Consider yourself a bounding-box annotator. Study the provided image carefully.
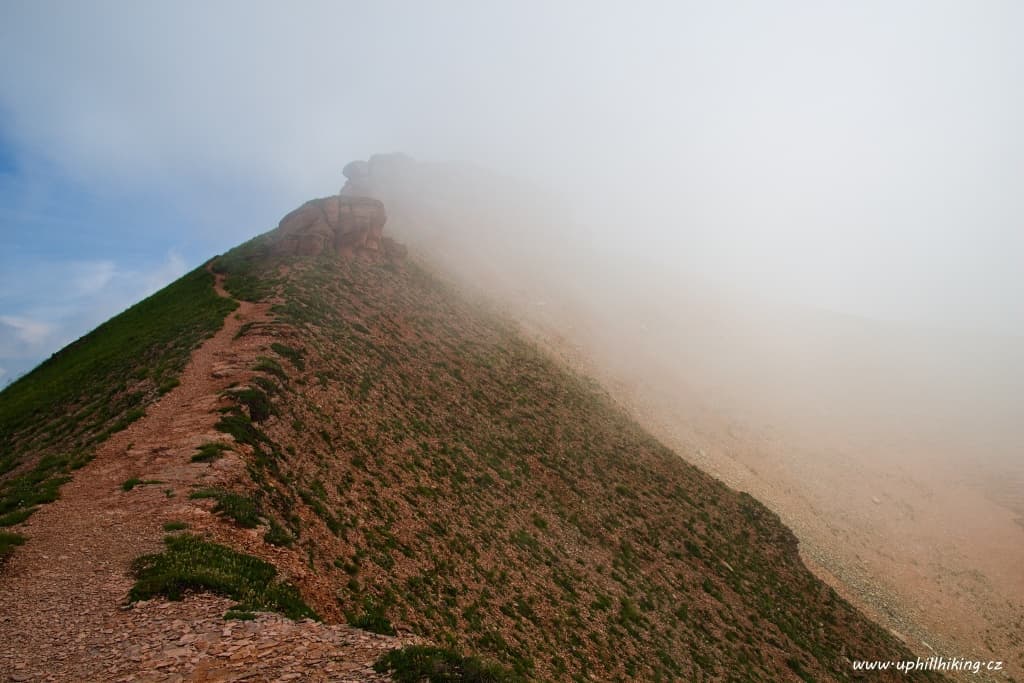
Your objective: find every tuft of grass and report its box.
[347,608,396,635]
[215,411,267,447]
[263,518,293,547]
[0,531,26,562]
[226,387,274,423]
[191,441,231,463]
[374,645,522,683]
[128,533,317,620]
[270,343,305,371]
[253,357,288,382]
[163,521,188,532]
[157,377,181,395]
[0,509,34,527]
[122,478,162,492]
[188,488,261,528]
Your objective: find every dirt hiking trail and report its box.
[0,267,408,682]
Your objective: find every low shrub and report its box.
[188,488,261,528]
[270,343,305,371]
[191,441,231,463]
[373,645,522,683]
[128,533,317,620]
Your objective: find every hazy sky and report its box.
[1,1,1022,382]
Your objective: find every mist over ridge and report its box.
[0,2,1021,676]
[2,2,1023,384]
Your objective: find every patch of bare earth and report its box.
[0,269,410,682]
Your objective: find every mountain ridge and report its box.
[0,176,940,681]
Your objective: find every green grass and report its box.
[374,646,522,683]
[163,521,188,532]
[263,518,293,547]
[0,509,33,527]
[253,357,287,382]
[211,235,278,302]
[226,387,274,422]
[191,441,231,463]
[0,452,89,527]
[214,411,267,447]
[0,265,238,548]
[270,343,305,371]
[188,488,261,528]
[0,266,237,453]
[346,598,396,635]
[128,533,317,620]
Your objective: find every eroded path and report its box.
[0,267,405,682]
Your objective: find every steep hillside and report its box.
[0,186,942,682]
[198,226,936,681]
[346,155,1024,678]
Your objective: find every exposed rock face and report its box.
[272,195,398,259]
[271,156,417,260]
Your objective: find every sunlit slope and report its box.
[0,266,237,533]
[205,241,935,682]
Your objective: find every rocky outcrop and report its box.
[271,194,403,260]
[271,156,416,260]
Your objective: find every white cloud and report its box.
[70,260,116,297]
[0,315,55,347]
[0,251,195,379]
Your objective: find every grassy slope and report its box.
[0,265,238,535]
[207,247,938,683]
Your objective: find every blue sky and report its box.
[1,1,1022,385]
[0,114,290,384]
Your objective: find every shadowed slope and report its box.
[205,240,939,682]
[0,201,946,681]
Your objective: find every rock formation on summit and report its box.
[271,160,408,260]
[272,195,387,257]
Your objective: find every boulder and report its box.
[271,196,393,258]
[272,157,414,261]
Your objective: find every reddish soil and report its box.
[0,268,411,682]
